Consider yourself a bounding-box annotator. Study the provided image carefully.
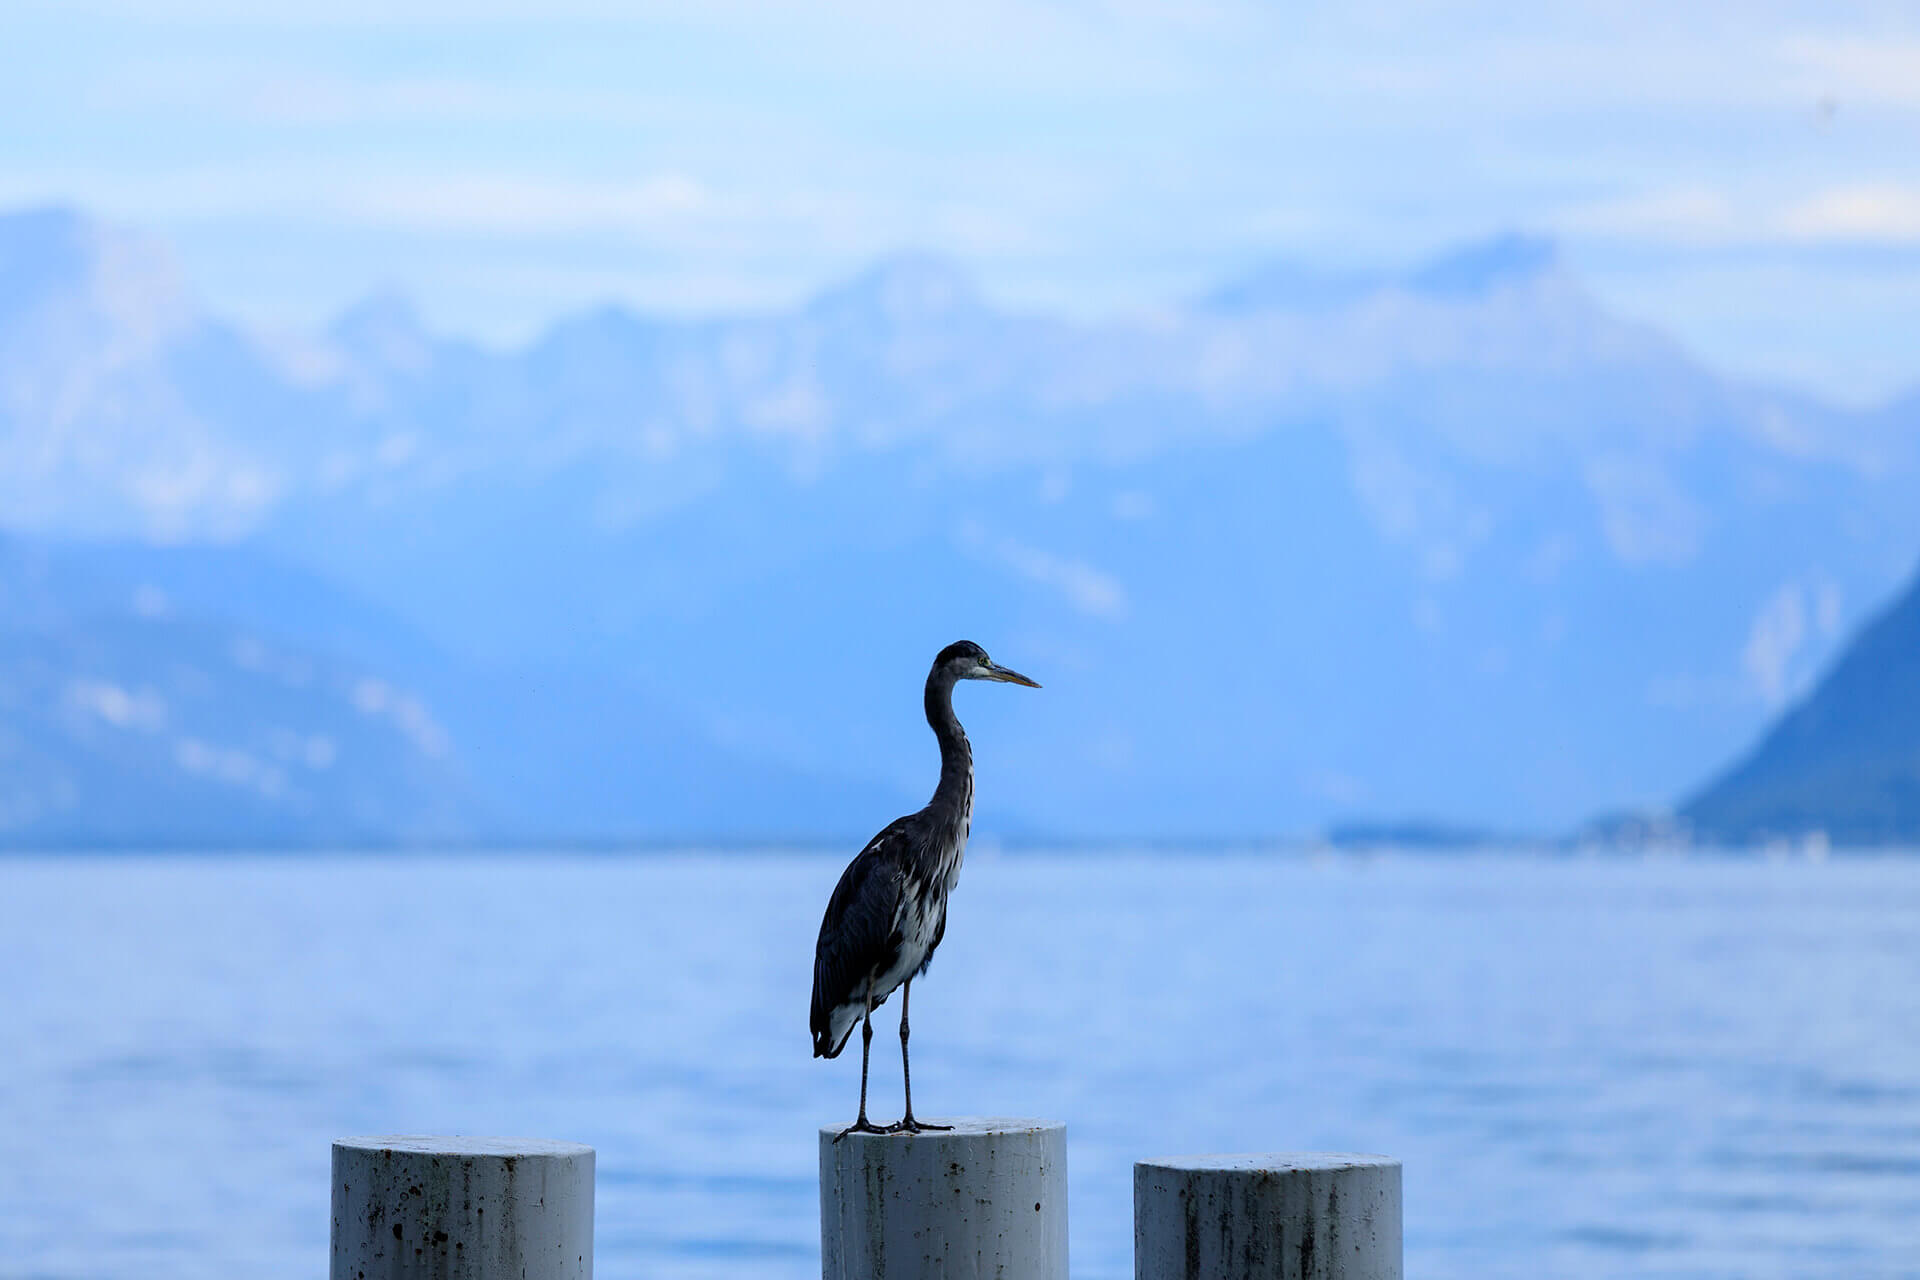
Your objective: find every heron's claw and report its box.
[833,1118,890,1143]
[884,1116,953,1134]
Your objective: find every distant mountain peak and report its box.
[330,290,435,372]
[332,289,422,339]
[0,211,86,315]
[1201,260,1383,313]
[0,203,89,256]
[1202,232,1562,314]
[808,251,981,322]
[1404,231,1560,298]
[0,203,191,339]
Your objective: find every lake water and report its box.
[2,851,1917,1278]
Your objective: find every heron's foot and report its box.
[833,1118,890,1143]
[884,1116,953,1134]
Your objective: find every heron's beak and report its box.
[985,663,1041,688]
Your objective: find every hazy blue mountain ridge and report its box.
[0,534,914,846]
[3,204,1918,841]
[0,535,477,844]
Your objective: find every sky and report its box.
[6,0,1920,406]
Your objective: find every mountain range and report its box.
[1682,560,1920,846]
[3,204,1917,846]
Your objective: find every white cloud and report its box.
[337,174,712,236]
[0,167,713,236]
[1559,187,1739,243]
[1778,185,1920,243]
[978,533,1129,620]
[1566,180,1920,249]
[1561,183,1920,248]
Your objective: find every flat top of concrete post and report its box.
[818,1116,1063,1141]
[335,1135,594,1158]
[1138,1153,1398,1173]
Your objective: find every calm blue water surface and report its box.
[2,852,1917,1279]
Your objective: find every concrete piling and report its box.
[819,1116,1068,1280]
[1134,1152,1401,1280]
[331,1135,594,1279]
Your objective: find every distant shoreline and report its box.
[1,840,1911,859]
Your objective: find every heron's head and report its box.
[934,640,1041,688]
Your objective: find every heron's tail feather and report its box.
[812,1002,861,1059]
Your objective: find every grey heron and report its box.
[810,640,1040,1138]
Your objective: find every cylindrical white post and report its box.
[819,1116,1067,1280]
[1134,1153,1400,1280]
[331,1135,594,1279]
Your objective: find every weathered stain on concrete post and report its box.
[331,1135,594,1279]
[1134,1153,1400,1280]
[819,1116,1067,1280]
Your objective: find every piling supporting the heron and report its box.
[1134,1152,1401,1280]
[330,1135,594,1279]
[818,1116,1067,1280]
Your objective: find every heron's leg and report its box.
[834,992,887,1142]
[890,978,951,1134]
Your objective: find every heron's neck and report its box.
[924,673,972,815]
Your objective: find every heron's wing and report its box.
[810,820,912,1046]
